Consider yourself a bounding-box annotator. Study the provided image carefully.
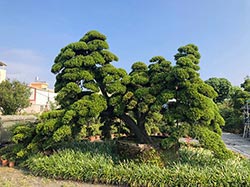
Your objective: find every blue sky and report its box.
[0,0,249,88]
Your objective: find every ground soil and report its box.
[0,167,114,187]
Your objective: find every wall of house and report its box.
[24,87,57,114]
[30,81,48,90]
[0,69,6,83]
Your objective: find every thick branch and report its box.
[120,114,152,144]
[99,82,108,98]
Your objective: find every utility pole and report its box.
[243,100,250,138]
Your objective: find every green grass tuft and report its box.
[21,141,250,186]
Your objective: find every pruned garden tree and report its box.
[50,31,174,143]
[167,44,224,133]
[116,57,173,143]
[162,44,232,158]
[10,31,231,159]
[33,30,175,144]
[0,79,31,115]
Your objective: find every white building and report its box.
[0,61,7,83]
[24,81,57,114]
[0,61,57,114]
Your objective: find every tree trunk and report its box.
[120,114,152,144]
[101,119,112,139]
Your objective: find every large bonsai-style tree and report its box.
[51,30,173,143]
[10,31,229,158]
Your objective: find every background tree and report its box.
[205,77,232,103]
[224,86,250,133]
[0,79,31,115]
[241,76,250,92]
[204,76,250,134]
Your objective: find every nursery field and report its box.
[18,141,250,186]
[1,30,249,186]
[0,140,249,186]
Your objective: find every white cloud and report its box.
[0,48,55,88]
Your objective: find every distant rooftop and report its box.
[0,61,7,66]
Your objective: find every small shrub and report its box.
[192,126,234,159]
[161,136,179,150]
[138,147,165,167]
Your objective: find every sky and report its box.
[0,0,250,88]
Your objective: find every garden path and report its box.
[222,132,250,159]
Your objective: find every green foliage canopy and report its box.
[0,79,31,115]
[51,30,175,143]
[11,31,227,156]
[205,77,232,103]
[166,44,224,134]
[241,76,250,92]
